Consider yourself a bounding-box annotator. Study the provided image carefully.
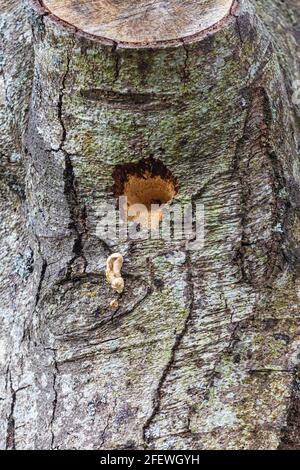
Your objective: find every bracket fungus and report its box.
[106,253,125,294]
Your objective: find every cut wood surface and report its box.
[41,0,234,43]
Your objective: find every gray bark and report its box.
[1,0,300,450]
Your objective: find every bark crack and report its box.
[99,399,117,449]
[63,152,88,277]
[113,44,121,84]
[142,251,194,445]
[54,55,71,152]
[278,366,300,449]
[5,372,16,450]
[50,350,59,450]
[52,47,88,277]
[232,87,286,287]
[5,371,31,450]
[35,258,48,307]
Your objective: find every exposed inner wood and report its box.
[41,0,234,43]
[124,173,177,209]
[124,173,177,227]
[113,158,178,227]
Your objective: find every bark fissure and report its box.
[99,399,117,449]
[63,152,87,264]
[113,44,121,84]
[5,372,16,450]
[233,86,286,287]
[50,350,59,450]
[143,251,194,445]
[278,366,300,449]
[54,50,89,277]
[52,51,72,151]
[35,258,48,306]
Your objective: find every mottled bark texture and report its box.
[1,0,300,450]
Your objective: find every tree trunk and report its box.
[1,0,300,450]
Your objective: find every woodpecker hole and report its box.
[112,158,178,227]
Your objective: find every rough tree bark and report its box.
[1,0,300,450]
